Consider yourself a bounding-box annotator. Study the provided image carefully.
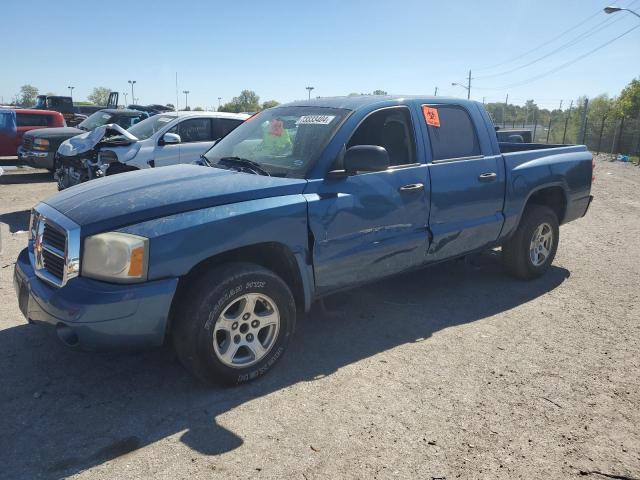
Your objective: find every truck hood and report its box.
[57,124,138,157]
[25,127,84,140]
[43,164,307,235]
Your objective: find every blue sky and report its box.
[2,0,639,110]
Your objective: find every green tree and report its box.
[193,106,204,111]
[87,87,112,106]
[616,78,640,118]
[261,100,280,109]
[219,90,261,113]
[19,84,39,106]
[372,90,388,95]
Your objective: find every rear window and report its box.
[424,105,481,161]
[16,113,51,127]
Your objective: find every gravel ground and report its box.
[0,156,638,480]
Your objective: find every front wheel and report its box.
[502,205,559,279]
[172,262,296,385]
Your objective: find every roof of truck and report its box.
[283,95,476,110]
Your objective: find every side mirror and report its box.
[343,145,389,174]
[160,132,181,145]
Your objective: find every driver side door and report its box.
[305,106,431,295]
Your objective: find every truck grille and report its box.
[43,223,66,252]
[40,223,67,282]
[22,136,33,150]
[30,205,80,288]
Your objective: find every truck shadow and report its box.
[0,209,30,233]
[0,252,569,478]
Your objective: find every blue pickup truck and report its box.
[14,96,593,385]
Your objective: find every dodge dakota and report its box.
[13,96,594,385]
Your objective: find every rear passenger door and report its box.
[422,104,505,261]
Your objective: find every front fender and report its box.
[118,194,310,282]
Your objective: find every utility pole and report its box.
[183,90,190,110]
[305,86,314,100]
[128,80,136,105]
[434,86,438,96]
[562,100,573,144]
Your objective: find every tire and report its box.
[502,205,559,280]
[172,262,296,386]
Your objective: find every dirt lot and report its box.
[0,156,638,480]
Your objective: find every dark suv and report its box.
[18,109,148,171]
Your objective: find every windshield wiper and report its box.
[218,156,271,176]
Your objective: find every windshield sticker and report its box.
[101,114,111,120]
[296,115,336,125]
[157,117,172,123]
[422,106,440,127]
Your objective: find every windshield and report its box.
[77,111,114,131]
[204,106,350,177]
[126,114,177,140]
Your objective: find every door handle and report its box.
[399,183,424,192]
[478,172,497,182]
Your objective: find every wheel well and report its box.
[169,243,306,333]
[525,186,566,224]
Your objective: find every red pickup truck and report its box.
[0,109,65,156]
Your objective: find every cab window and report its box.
[424,105,481,161]
[171,118,212,143]
[347,107,416,167]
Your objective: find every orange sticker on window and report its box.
[422,106,440,127]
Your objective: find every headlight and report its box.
[33,138,50,151]
[82,232,149,283]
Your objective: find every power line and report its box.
[475,24,640,90]
[473,10,631,80]
[474,0,637,72]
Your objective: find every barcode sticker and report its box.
[296,115,336,125]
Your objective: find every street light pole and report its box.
[123,92,128,105]
[434,86,438,96]
[183,90,190,110]
[128,80,136,105]
[67,86,74,98]
[218,97,222,110]
[604,5,640,18]
[451,70,472,99]
[306,86,314,100]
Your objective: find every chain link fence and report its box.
[488,99,640,163]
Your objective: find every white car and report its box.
[55,111,249,189]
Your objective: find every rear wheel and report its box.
[172,262,296,385]
[502,205,559,279]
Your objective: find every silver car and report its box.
[55,111,249,189]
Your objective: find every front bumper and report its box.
[13,248,179,350]
[17,146,55,169]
